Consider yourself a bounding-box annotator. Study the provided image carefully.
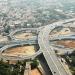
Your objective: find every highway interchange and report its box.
[0,18,75,75]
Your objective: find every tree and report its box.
[0,61,11,75]
[71,56,75,66]
[31,59,39,69]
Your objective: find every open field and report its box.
[2,45,36,56]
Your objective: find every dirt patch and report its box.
[2,45,36,56]
[30,69,41,75]
[57,40,75,48]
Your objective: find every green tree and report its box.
[71,56,75,66]
[31,59,39,69]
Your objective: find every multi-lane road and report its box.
[38,24,70,75]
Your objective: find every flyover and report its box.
[9,28,38,40]
[0,28,38,46]
[0,36,38,47]
[0,44,42,60]
[0,18,75,75]
[0,28,41,60]
[50,35,75,41]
